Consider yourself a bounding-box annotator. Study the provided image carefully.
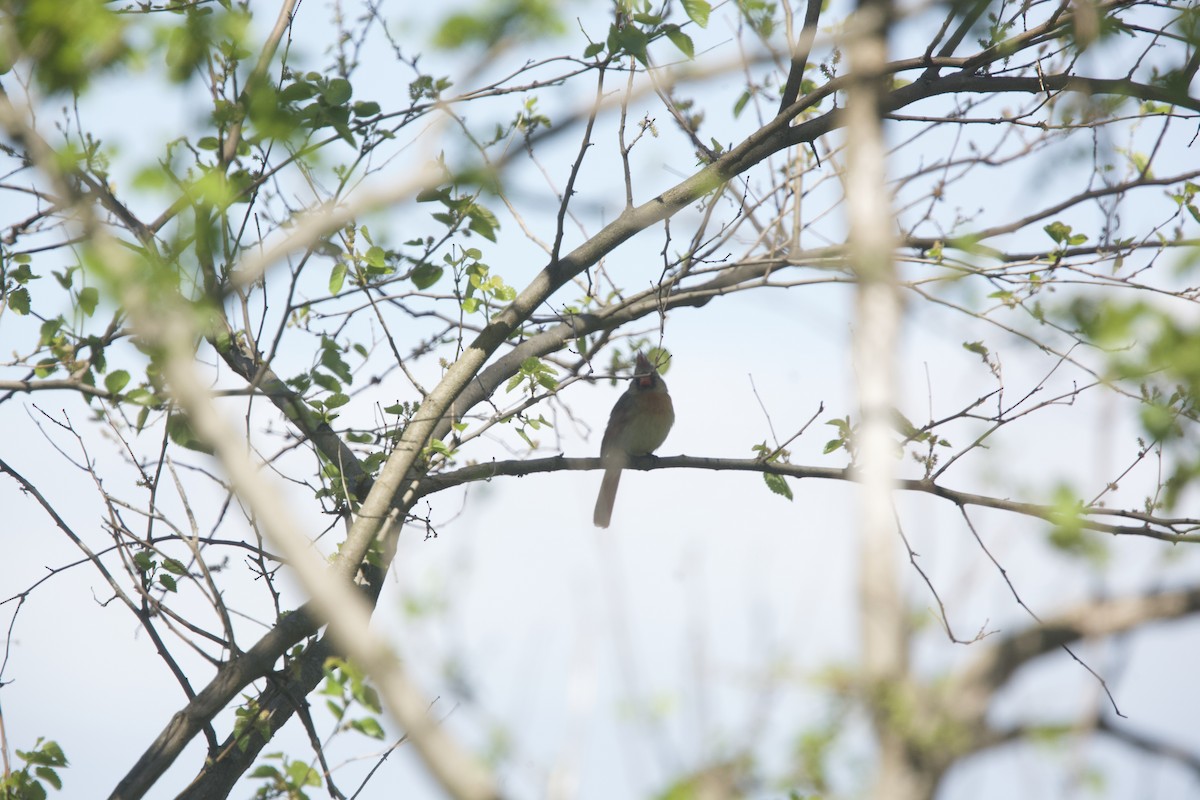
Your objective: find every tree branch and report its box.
[414,454,1200,543]
[777,0,823,113]
[952,585,1200,726]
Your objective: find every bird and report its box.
[593,352,675,528]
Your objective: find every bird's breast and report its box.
[621,392,674,455]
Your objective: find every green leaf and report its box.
[410,262,444,290]
[312,372,342,393]
[162,557,188,575]
[286,761,321,787]
[1140,401,1177,440]
[35,765,63,790]
[962,341,989,359]
[1043,220,1073,244]
[352,100,381,117]
[104,369,131,395]
[892,410,921,439]
[9,262,34,283]
[1047,484,1107,564]
[611,24,649,63]
[583,41,605,58]
[425,438,455,457]
[515,425,535,448]
[9,286,30,315]
[325,392,350,409]
[763,471,793,500]
[682,0,711,27]
[18,0,131,93]
[664,26,694,59]
[434,13,487,48]
[39,318,63,344]
[323,78,352,105]
[319,339,353,383]
[159,573,178,592]
[125,387,155,406]
[351,716,386,739]
[733,89,751,118]
[167,412,214,454]
[281,80,317,102]
[78,286,99,317]
[329,262,347,294]
[466,204,499,241]
[53,268,75,289]
[27,740,67,768]
[332,121,356,147]
[365,246,387,268]
[133,551,155,573]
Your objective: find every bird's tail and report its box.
[593,467,623,528]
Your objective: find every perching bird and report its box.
[593,352,675,528]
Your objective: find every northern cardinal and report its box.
[593,352,675,528]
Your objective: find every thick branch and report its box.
[173,636,336,800]
[950,586,1200,741]
[110,608,321,799]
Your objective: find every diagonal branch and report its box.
[777,0,823,113]
[1096,715,1200,776]
[950,586,1200,733]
